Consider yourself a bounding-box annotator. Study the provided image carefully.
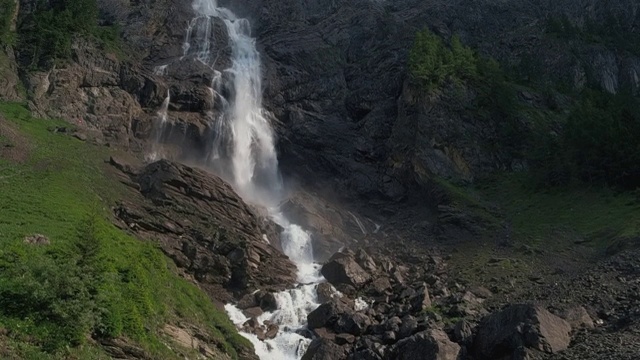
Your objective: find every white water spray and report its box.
[184,1,325,359]
[148,88,171,161]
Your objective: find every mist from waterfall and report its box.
[183,1,323,358]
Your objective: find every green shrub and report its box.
[0,0,16,45]
[17,0,122,68]
[408,29,477,90]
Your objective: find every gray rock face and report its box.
[473,304,572,359]
[112,159,297,300]
[8,0,640,200]
[390,329,461,360]
[0,46,22,101]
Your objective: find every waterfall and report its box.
[148,88,171,161]
[182,1,324,358]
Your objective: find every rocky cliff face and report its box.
[218,0,640,198]
[111,158,297,301]
[4,0,638,201]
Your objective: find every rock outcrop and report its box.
[390,329,461,360]
[112,159,297,301]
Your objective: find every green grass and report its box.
[478,173,640,248]
[0,103,251,359]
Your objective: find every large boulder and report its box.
[473,304,572,359]
[390,329,461,360]
[321,252,372,289]
[302,338,347,360]
[307,300,352,330]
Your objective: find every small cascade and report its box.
[148,89,171,161]
[349,211,368,235]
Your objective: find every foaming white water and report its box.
[279,220,324,284]
[184,1,325,359]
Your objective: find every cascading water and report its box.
[185,0,281,205]
[148,87,171,161]
[182,1,324,358]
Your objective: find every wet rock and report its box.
[242,307,263,319]
[265,323,279,339]
[390,329,460,360]
[236,293,259,309]
[321,252,371,289]
[317,282,336,304]
[382,331,396,344]
[385,316,402,333]
[351,337,387,360]
[256,291,278,312]
[302,338,347,360]
[473,304,572,359]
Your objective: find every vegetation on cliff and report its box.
[409,27,640,190]
[0,0,16,45]
[408,29,477,90]
[16,0,121,68]
[0,103,251,359]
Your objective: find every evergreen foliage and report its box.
[0,0,16,45]
[17,0,121,68]
[564,89,640,188]
[409,29,477,90]
[529,89,640,189]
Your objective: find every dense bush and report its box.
[0,218,160,350]
[564,90,640,188]
[0,0,16,45]
[409,29,477,90]
[529,89,640,188]
[17,0,121,68]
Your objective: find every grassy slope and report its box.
[479,174,640,247]
[0,103,251,359]
[443,172,640,286]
